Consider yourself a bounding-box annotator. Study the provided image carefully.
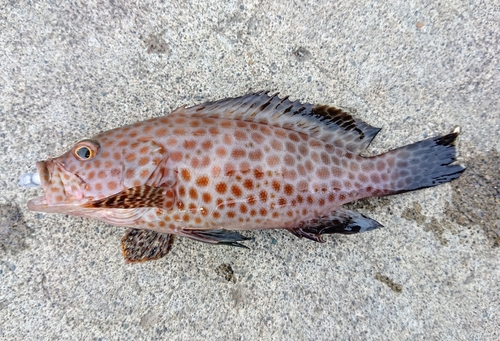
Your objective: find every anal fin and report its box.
[179,229,251,248]
[121,228,174,263]
[288,208,383,242]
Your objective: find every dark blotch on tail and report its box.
[386,128,465,195]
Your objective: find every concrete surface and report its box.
[1,0,499,340]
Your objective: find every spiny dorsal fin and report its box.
[177,91,381,154]
[121,228,174,263]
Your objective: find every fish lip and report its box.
[27,161,49,212]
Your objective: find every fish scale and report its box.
[22,92,465,262]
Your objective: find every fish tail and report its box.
[379,127,465,195]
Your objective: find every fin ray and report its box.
[288,208,383,242]
[121,228,174,263]
[178,91,381,154]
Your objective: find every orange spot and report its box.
[251,132,264,144]
[259,208,268,216]
[184,140,197,149]
[101,151,110,158]
[194,217,202,224]
[249,150,263,161]
[240,204,248,214]
[140,169,149,178]
[190,120,200,128]
[97,171,106,179]
[307,196,314,205]
[139,157,150,166]
[156,128,167,136]
[118,140,128,147]
[231,149,246,159]
[272,180,281,192]
[201,140,212,150]
[318,198,325,206]
[289,133,300,142]
[213,211,220,219]
[278,198,287,206]
[211,166,221,177]
[266,155,280,167]
[243,179,254,190]
[259,190,268,202]
[87,171,95,180]
[202,192,212,203]
[183,214,190,222]
[113,152,121,161]
[370,174,381,184]
[221,121,232,128]
[316,167,330,179]
[189,188,198,200]
[181,169,191,181]
[250,209,257,217]
[167,138,177,146]
[104,161,112,168]
[196,176,209,187]
[231,185,242,197]
[254,169,264,180]
[171,152,183,161]
[144,126,153,133]
[339,193,346,201]
[272,212,279,218]
[287,210,293,217]
[247,195,256,205]
[215,182,227,194]
[193,128,207,136]
[216,147,227,158]
[111,168,120,177]
[108,181,117,190]
[284,184,294,196]
[95,183,102,191]
[208,127,219,135]
[158,221,166,228]
[126,153,136,162]
[234,130,247,141]
[227,211,236,218]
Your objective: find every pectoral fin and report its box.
[84,185,175,209]
[288,208,383,242]
[121,228,174,263]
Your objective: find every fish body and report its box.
[23,92,465,262]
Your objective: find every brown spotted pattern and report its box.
[29,93,463,236]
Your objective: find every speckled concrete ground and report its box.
[1,1,499,340]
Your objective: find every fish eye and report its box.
[73,140,100,161]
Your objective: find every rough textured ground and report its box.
[1,1,499,340]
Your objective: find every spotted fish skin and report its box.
[26,92,465,260]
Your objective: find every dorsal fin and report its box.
[176,91,381,154]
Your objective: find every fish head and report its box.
[23,126,170,224]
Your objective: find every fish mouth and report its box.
[26,160,88,214]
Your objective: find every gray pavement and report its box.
[1,0,499,340]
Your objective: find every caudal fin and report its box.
[383,127,465,195]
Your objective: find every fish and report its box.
[20,92,465,262]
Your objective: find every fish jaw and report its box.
[27,160,89,214]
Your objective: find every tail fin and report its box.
[382,127,465,195]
